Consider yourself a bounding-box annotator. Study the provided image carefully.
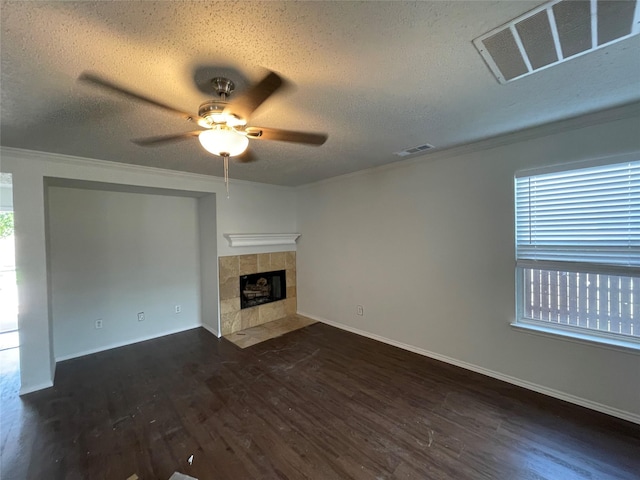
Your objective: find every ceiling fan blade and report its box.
[223,71,284,121]
[131,131,202,146]
[78,72,204,124]
[245,126,328,145]
[233,149,258,163]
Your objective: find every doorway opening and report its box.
[0,173,19,380]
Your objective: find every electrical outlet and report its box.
[137,312,145,322]
[175,304,182,314]
[357,305,364,316]
[95,319,103,329]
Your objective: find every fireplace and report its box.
[240,269,286,309]
[219,252,297,335]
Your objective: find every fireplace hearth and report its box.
[240,270,286,309]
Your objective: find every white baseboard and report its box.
[299,311,640,425]
[200,322,221,338]
[54,324,201,362]
[19,380,54,396]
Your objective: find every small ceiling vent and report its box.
[474,0,640,84]
[393,143,435,157]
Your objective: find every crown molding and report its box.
[0,146,295,192]
[297,100,640,190]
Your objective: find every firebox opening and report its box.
[240,269,286,309]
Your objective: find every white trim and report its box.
[299,311,640,425]
[472,0,563,84]
[0,147,293,192]
[22,324,218,394]
[474,0,640,84]
[19,380,54,396]
[1,147,222,184]
[200,322,221,338]
[479,0,563,40]
[472,36,507,84]
[633,0,640,35]
[297,102,640,190]
[590,0,598,49]
[515,259,639,277]
[4,106,638,193]
[511,321,640,354]
[510,24,533,72]
[223,233,300,248]
[215,259,221,335]
[54,324,200,362]
[514,150,639,178]
[547,7,564,61]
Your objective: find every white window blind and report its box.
[516,161,640,268]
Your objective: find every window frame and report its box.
[512,154,640,352]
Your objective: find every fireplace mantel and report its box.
[223,233,301,248]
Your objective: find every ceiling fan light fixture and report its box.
[198,126,249,157]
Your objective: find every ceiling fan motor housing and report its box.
[198,77,247,127]
[198,99,247,127]
[211,77,235,97]
[198,100,228,125]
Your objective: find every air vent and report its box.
[474,0,640,84]
[393,143,435,157]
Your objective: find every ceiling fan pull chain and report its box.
[224,154,230,199]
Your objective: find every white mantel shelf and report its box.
[223,233,301,248]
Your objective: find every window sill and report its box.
[510,321,640,355]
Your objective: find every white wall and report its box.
[0,147,298,394]
[198,194,219,336]
[296,110,640,422]
[48,187,200,360]
[215,185,298,257]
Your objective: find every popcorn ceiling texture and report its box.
[219,252,296,335]
[2,1,638,186]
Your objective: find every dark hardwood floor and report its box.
[1,323,639,479]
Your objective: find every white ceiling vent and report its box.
[474,0,640,84]
[393,143,435,157]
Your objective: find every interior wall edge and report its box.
[200,322,222,338]
[19,380,53,396]
[3,146,296,393]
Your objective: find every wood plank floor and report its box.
[1,324,639,479]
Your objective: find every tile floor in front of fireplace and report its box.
[223,314,316,348]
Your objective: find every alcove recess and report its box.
[219,234,299,335]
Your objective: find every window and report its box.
[515,160,639,345]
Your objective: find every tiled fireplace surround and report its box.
[219,252,297,335]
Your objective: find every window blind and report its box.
[515,161,640,267]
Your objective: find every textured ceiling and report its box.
[1,1,639,186]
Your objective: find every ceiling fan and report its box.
[78,70,328,195]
